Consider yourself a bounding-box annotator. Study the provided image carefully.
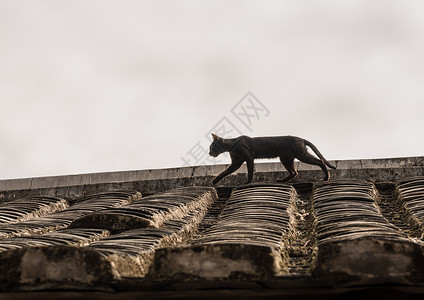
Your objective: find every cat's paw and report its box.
[276,178,288,182]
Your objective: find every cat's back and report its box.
[250,135,303,158]
[251,135,301,144]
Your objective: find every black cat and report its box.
[209,134,336,184]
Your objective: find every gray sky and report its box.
[1,0,424,180]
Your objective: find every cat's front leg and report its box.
[245,158,254,184]
[212,160,243,185]
[212,176,222,185]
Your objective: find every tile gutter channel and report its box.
[0,157,423,201]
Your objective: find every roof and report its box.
[0,157,424,299]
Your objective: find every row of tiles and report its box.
[0,178,424,288]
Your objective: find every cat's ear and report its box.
[211,133,219,140]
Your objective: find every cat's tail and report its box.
[304,140,337,169]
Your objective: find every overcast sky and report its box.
[1,0,424,180]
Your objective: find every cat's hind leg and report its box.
[297,151,330,181]
[277,157,298,182]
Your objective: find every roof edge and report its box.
[0,156,423,192]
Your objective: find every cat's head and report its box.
[209,133,226,157]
